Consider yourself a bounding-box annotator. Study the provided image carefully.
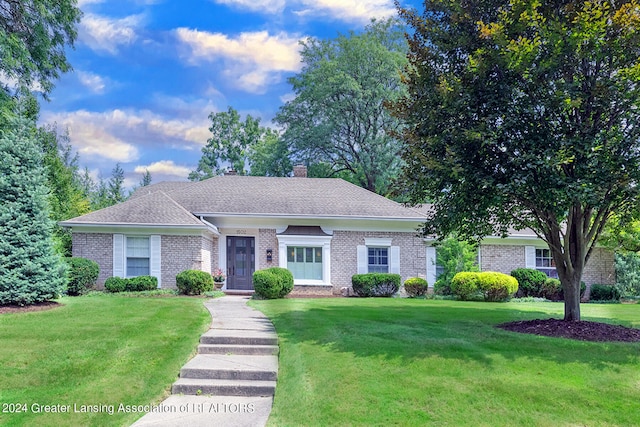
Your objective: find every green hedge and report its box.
[541,278,562,301]
[477,272,518,302]
[176,270,214,295]
[253,267,294,299]
[450,272,480,300]
[104,276,157,293]
[404,277,429,297]
[589,284,621,301]
[64,257,99,296]
[351,273,401,297]
[510,268,547,298]
[452,271,518,302]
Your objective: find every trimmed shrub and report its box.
[269,267,294,298]
[433,279,453,296]
[65,257,99,296]
[477,272,519,302]
[253,267,294,299]
[105,277,126,293]
[351,273,401,297]
[589,284,621,301]
[541,278,562,301]
[104,276,157,293]
[176,270,214,295]
[253,270,280,299]
[125,276,158,292]
[450,272,480,300]
[511,268,548,297]
[404,277,429,297]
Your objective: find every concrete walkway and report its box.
[132,296,278,427]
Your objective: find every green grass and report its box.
[250,298,640,427]
[0,294,210,426]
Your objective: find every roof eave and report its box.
[59,221,207,229]
[192,212,427,222]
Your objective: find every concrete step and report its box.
[200,329,278,346]
[198,344,279,356]
[180,354,278,381]
[172,378,276,397]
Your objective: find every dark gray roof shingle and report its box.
[61,191,204,227]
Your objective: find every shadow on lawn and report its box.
[261,299,640,370]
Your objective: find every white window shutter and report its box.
[525,246,536,269]
[426,246,437,286]
[113,234,124,277]
[357,245,367,274]
[150,235,161,288]
[390,246,400,274]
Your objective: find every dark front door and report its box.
[226,236,255,290]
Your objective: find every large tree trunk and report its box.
[562,273,582,322]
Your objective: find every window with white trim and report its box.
[287,246,323,280]
[535,248,558,278]
[126,236,150,277]
[368,247,389,273]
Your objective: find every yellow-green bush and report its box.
[477,272,518,302]
[451,271,518,302]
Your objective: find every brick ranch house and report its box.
[60,169,614,296]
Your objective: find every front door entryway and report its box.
[226,236,255,290]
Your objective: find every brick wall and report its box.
[72,233,112,288]
[161,235,212,288]
[480,244,615,288]
[258,229,278,270]
[479,245,524,276]
[331,231,426,293]
[582,247,615,286]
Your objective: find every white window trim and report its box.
[357,243,400,275]
[277,234,332,286]
[113,234,161,287]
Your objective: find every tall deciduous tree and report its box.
[39,124,90,256]
[0,0,81,96]
[394,0,640,321]
[276,18,408,194]
[0,114,67,305]
[189,107,263,180]
[248,128,292,177]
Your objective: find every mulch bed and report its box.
[0,301,62,315]
[498,318,640,342]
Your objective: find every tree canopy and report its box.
[394,0,640,321]
[276,18,408,195]
[0,0,81,96]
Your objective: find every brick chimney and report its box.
[293,165,307,178]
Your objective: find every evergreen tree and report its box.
[107,163,126,205]
[140,169,152,187]
[0,115,67,305]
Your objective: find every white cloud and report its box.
[175,28,304,93]
[79,13,142,54]
[297,0,395,23]
[41,103,212,164]
[76,70,107,94]
[43,110,139,162]
[212,0,286,14]
[134,160,191,178]
[279,92,296,103]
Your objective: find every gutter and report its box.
[199,217,221,236]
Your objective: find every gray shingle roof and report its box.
[61,191,204,227]
[166,176,426,219]
[129,181,192,199]
[61,176,426,226]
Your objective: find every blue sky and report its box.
[39,0,419,188]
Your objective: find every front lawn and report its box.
[251,298,640,426]
[0,294,210,426]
